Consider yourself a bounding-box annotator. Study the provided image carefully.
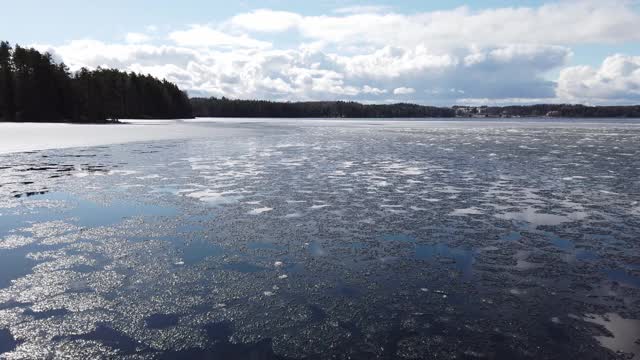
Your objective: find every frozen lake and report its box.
[0,119,639,359]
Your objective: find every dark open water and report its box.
[0,119,639,359]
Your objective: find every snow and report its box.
[0,120,245,154]
[2,118,639,155]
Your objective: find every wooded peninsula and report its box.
[1,41,639,123]
[0,42,192,122]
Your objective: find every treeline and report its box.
[191,98,640,119]
[454,104,640,118]
[191,97,456,118]
[555,105,640,118]
[0,41,192,123]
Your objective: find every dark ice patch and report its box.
[0,329,18,355]
[146,314,180,329]
[223,262,264,273]
[23,308,69,320]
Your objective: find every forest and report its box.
[191,98,640,119]
[455,104,640,118]
[0,41,192,123]
[190,97,456,118]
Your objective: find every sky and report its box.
[2,0,640,105]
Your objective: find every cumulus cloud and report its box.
[34,1,640,105]
[125,32,152,44]
[393,87,415,95]
[169,25,271,49]
[229,10,302,33]
[557,54,640,103]
[229,2,640,50]
[362,85,387,95]
[37,40,200,71]
[41,40,566,104]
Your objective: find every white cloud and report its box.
[37,39,570,104]
[229,9,302,33]
[125,32,152,44]
[557,54,640,103]
[38,40,200,71]
[456,97,567,106]
[229,2,640,50]
[362,85,387,95]
[36,2,640,105]
[393,87,416,95]
[168,25,271,49]
[336,46,459,79]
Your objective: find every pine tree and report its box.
[0,41,16,121]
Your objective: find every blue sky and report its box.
[3,1,640,105]
[7,1,547,41]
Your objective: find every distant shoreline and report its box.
[190,98,640,119]
[0,119,124,124]
[4,114,640,125]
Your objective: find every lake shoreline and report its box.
[3,115,640,127]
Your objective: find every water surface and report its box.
[0,119,639,359]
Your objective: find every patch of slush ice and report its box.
[186,190,244,205]
[562,176,587,181]
[136,174,161,180]
[496,207,587,226]
[151,186,188,195]
[583,313,640,358]
[108,170,139,176]
[372,181,391,187]
[450,208,484,216]
[275,143,307,148]
[400,167,423,175]
[509,289,527,295]
[436,186,461,194]
[0,235,36,250]
[248,207,273,215]
[310,204,330,209]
